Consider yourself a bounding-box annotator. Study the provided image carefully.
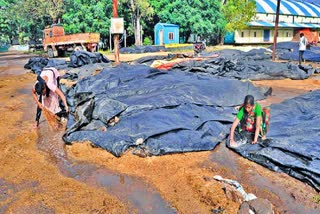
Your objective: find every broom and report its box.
[42,107,63,130]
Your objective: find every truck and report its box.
[43,24,100,58]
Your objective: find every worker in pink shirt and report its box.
[32,67,69,127]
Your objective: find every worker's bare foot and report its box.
[32,122,39,129]
[261,135,267,140]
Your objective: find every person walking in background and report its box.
[299,33,307,65]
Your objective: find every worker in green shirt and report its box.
[229,95,270,147]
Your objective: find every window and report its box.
[241,32,244,37]
[254,32,257,37]
[169,32,174,40]
[286,32,290,37]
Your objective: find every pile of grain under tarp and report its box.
[227,90,320,191]
[24,51,110,73]
[63,64,270,157]
[274,41,320,62]
[24,57,68,74]
[149,49,314,80]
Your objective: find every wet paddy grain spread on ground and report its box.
[0,52,319,213]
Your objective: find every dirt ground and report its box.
[0,51,320,214]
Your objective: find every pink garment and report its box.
[40,67,60,92]
[40,67,61,114]
[42,91,61,114]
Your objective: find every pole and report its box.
[124,30,127,47]
[272,0,281,61]
[113,0,120,63]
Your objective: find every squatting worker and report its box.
[299,33,308,65]
[32,67,69,127]
[229,95,270,147]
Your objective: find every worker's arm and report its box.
[229,118,240,146]
[32,87,44,110]
[55,87,69,112]
[253,116,262,144]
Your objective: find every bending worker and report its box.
[229,95,270,147]
[32,67,69,127]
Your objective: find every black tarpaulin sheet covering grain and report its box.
[69,51,110,67]
[24,57,67,74]
[227,90,320,191]
[120,45,166,54]
[274,41,320,62]
[170,49,312,80]
[63,64,269,157]
[61,63,113,81]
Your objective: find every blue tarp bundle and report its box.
[227,90,320,191]
[63,64,269,157]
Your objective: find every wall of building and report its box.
[163,26,179,44]
[154,24,179,45]
[235,28,294,43]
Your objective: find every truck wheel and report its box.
[57,49,66,57]
[48,48,54,58]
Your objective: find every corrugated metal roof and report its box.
[248,20,320,28]
[255,0,320,17]
[157,23,179,27]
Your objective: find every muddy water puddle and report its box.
[36,127,176,213]
[208,144,319,214]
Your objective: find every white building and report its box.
[225,0,320,44]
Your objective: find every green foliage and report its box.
[62,0,112,39]
[143,36,152,45]
[150,0,226,42]
[222,0,256,32]
[0,0,18,42]
[120,0,154,45]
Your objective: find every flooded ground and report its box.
[0,52,319,213]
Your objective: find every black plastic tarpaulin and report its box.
[273,41,320,62]
[63,64,269,157]
[227,90,320,191]
[69,51,110,67]
[170,49,313,80]
[24,57,67,74]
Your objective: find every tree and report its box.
[222,0,256,32]
[120,0,153,46]
[0,0,51,44]
[150,0,226,44]
[44,0,64,24]
[0,0,20,43]
[15,0,50,43]
[62,0,112,40]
